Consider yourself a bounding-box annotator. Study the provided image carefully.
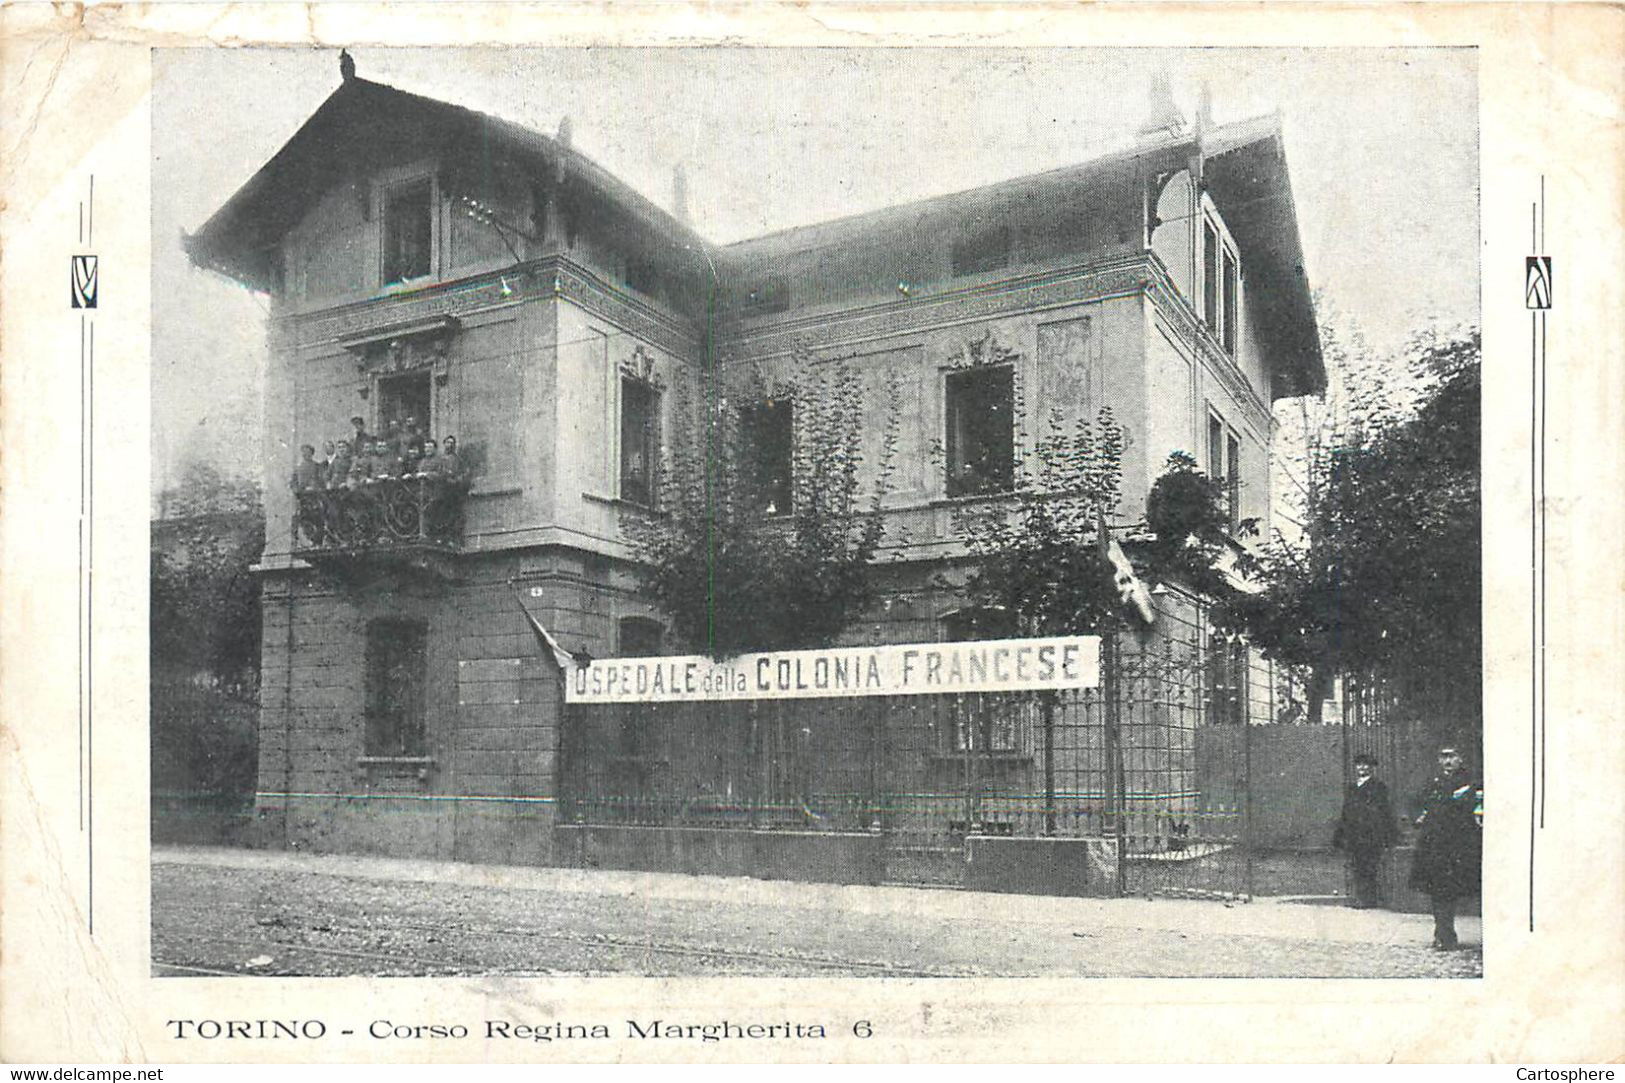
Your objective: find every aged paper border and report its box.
[2,2,1621,1064]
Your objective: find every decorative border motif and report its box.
[291,257,704,358]
[720,253,1150,361]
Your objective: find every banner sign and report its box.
[565,636,1101,704]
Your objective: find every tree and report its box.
[625,355,899,658]
[151,459,264,812]
[1236,329,1481,740]
[151,460,265,695]
[954,408,1130,635]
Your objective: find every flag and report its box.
[511,587,578,671]
[1097,508,1156,626]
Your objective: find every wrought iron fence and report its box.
[292,476,465,552]
[560,615,1270,899]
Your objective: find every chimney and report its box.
[1194,82,1214,138]
[1137,69,1186,139]
[556,115,573,149]
[339,49,356,83]
[672,163,690,225]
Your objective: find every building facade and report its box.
[186,61,1323,880]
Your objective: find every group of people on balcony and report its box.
[291,415,466,493]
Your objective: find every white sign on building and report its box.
[565,636,1101,704]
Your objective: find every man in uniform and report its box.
[1333,753,1399,908]
[1409,745,1482,949]
[291,444,326,545]
[290,444,324,492]
[439,435,466,485]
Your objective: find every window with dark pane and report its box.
[364,618,428,756]
[1202,221,1219,328]
[1221,248,1239,354]
[383,180,433,284]
[620,377,659,506]
[1226,431,1242,531]
[945,366,1014,497]
[1208,415,1225,483]
[742,397,794,515]
[618,617,664,658]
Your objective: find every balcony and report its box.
[293,476,466,575]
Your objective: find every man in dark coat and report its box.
[1333,752,1399,908]
[1409,745,1483,949]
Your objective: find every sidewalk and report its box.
[152,844,1481,959]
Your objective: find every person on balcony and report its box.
[417,438,441,476]
[291,444,325,492]
[328,439,353,488]
[400,442,424,477]
[348,440,375,486]
[291,444,326,545]
[371,438,399,480]
[402,415,425,458]
[439,435,466,486]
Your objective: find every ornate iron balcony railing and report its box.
[292,476,465,555]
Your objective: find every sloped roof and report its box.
[184,74,705,290]
[187,73,1322,396]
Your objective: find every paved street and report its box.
[151,845,1481,979]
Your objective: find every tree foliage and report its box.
[1144,450,1240,599]
[1235,330,1481,705]
[625,356,899,658]
[151,460,265,697]
[954,408,1130,635]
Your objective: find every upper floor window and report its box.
[383,179,434,285]
[951,224,1010,277]
[742,397,794,515]
[1221,248,1239,354]
[364,618,428,757]
[1202,214,1241,356]
[620,376,660,506]
[1207,414,1242,532]
[945,366,1014,497]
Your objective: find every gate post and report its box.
[1042,691,1056,836]
[1104,631,1127,894]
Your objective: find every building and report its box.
[185,56,1323,889]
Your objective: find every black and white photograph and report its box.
[150,45,1484,979]
[3,3,1622,1066]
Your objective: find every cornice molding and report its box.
[716,252,1151,361]
[1143,254,1271,427]
[286,258,704,357]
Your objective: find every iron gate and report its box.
[560,632,1256,899]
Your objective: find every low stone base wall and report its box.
[559,825,885,885]
[964,835,1120,897]
[251,794,559,866]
